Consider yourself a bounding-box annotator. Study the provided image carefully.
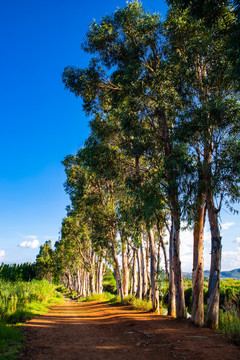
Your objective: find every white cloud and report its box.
[221,249,240,271]
[18,238,39,249]
[180,231,240,272]
[221,222,235,230]
[162,223,239,273]
[16,234,40,249]
[179,227,211,272]
[0,250,5,261]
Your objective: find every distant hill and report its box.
[183,268,240,280]
[220,268,240,279]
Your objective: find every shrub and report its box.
[0,279,63,323]
[102,272,117,294]
[79,292,115,302]
[219,302,240,345]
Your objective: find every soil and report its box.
[19,299,240,360]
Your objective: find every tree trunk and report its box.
[160,109,186,318]
[96,257,103,294]
[148,229,159,313]
[122,238,129,297]
[111,238,123,299]
[146,237,151,300]
[192,194,206,326]
[77,269,81,294]
[157,223,169,279]
[89,251,96,294]
[141,243,148,298]
[157,238,161,275]
[172,214,186,319]
[136,247,143,299]
[86,271,90,296]
[168,220,176,317]
[81,269,86,297]
[131,249,138,296]
[67,271,72,290]
[205,193,222,329]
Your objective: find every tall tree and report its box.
[166,0,240,327]
[36,241,55,282]
[62,1,188,319]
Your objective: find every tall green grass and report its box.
[79,292,115,303]
[0,279,63,323]
[77,291,164,313]
[78,292,153,312]
[219,301,240,345]
[0,279,64,360]
[0,323,23,360]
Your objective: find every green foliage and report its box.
[60,0,240,327]
[157,269,169,306]
[102,270,117,294]
[0,263,36,282]
[109,294,152,311]
[0,279,63,360]
[219,279,240,308]
[36,241,55,282]
[56,285,80,300]
[130,297,152,311]
[77,290,153,312]
[0,279,63,323]
[219,304,240,345]
[183,279,240,315]
[79,292,115,303]
[0,323,23,360]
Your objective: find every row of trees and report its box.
[0,242,55,282]
[0,263,37,282]
[55,0,240,329]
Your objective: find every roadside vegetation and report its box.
[0,278,63,360]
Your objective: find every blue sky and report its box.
[0,0,239,271]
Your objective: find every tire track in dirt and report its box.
[19,299,240,360]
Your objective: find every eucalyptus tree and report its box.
[36,241,55,282]
[62,1,189,318]
[62,150,118,295]
[57,209,95,294]
[224,0,240,86]
[125,155,170,311]
[166,0,240,328]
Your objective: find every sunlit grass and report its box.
[77,291,155,312]
[56,285,80,299]
[79,292,115,302]
[108,294,153,311]
[0,279,64,359]
[219,305,240,345]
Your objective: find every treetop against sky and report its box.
[0,0,239,271]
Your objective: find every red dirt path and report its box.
[19,299,240,360]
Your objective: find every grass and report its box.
[0,279,64,324]
[0,323,23,360]
[0,279,64,359]
[77,291,153,312]
[79,292,115,302]
[219,302,240,345]
[77,290,166,313]
[56,285,80,300]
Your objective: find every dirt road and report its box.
[19,299,240,360]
